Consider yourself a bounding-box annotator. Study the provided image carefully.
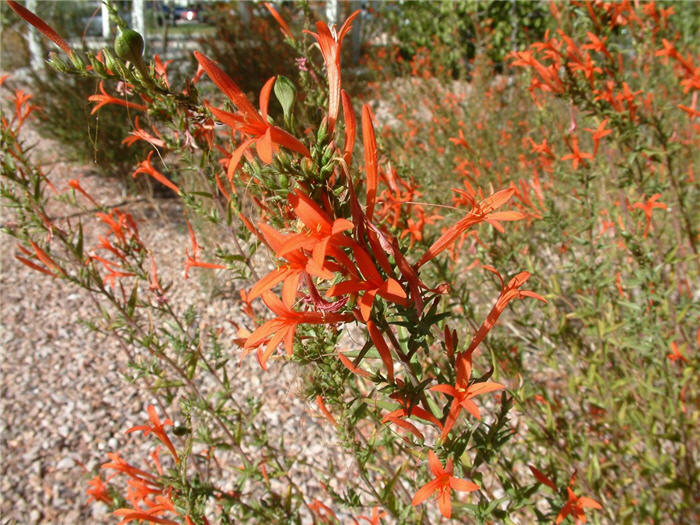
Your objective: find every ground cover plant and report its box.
[1,1,697,523]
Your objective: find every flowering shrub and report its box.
[2,0,697,523]
[364,0,699,522]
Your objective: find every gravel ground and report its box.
[0,128,358,523]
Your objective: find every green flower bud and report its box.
[47,53,70,73]
[114,29,144,63]
[317,117,328,144]
[89,55,108,77]
[301,158,314,177]
[70,53,85,71]
[321,141,335,165]
[319,163,334,179]
[102,48,119,73]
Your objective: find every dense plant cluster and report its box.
[2,0,697,523]
[373,0,549,78]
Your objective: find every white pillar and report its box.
[132,0,146,47]
[325,0,339,27]
[238,1,250,24]
[101,1,111,39]
[350,0,363,64]
[26,0,44,71]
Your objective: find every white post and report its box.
[238,1,250,24]
[350,0,363,64]
[26,0,44,71]
[101,1,111,39]
[132,0,146,47]
[325,0,339,27]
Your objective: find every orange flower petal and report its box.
[367,320,394,381]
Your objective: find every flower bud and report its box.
[319,163,334,179]
[321,141,335,165]
[89,55,108,77]
[301,157,314,177]
[114,29,144,63]
[317,117,328,144]
[102,48,119,73]
[47,53,69,73]
[70,53,85,71]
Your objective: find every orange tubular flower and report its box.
[667,341,688,363]
[678,91,699,119]
[307,499,338,524]
[341,90,356,166]
[28,240,66,276]
[464,267,546,356]
[126,405,179,463]
[193,52,309,180]
[383,395,442,440]
[184,221,225,278]
[305,10,361,131]
[582,31,613,62]
[102,452,157,483]
[123,116,167,149]
[326,244,407,322]
[15,243,60,277]
[243,292,352,369]
[354,506,387,525]
[125,477,161,509]
[568,53,602,88]
[89,81,147,115]
[68,178,98,206]
[366,320,395,382]
[631,193,666,238]
[337,349,371,378]
[132,151,180,194]
[556,488,602,524]
[583,119,612,156]
[153,54,173,88]
[430,353,505,438]
[529,465,558,490]
[561,136,593,170]
[95,208,142,254]
[12,89,40,132]
[264,2,293,41]
[382,415,425,441]
[417,188,524,268]
[362,104,378,222]
[411,450,479,519]
[278,190,355,271]
[112,508,180,525]
[86,475,112,505]
[528,137,555,158]
[315,395,338,427]
[247,222,333,308]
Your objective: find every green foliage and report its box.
[373,0,548,78]
[30,68,147,179]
